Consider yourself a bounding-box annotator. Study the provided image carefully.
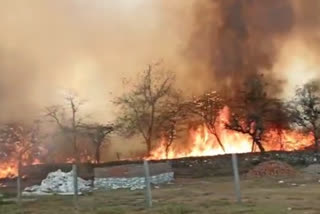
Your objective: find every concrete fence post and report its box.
[143,160,152,208]
[72,164,79,209]
[232,153,241,203]
[17,161,22,206]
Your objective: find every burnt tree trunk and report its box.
[251,140,256,152]
[213,132,225,152]
[71,99,79,163]
[255,139,265,153]
[165,146,169,159]
[208,126,225,152]
[165,138,173,159]
[314,132,319,152]
[72,133,79,163]
[146,138,152,155]
[116,152,121,160]
[95,145,101,164]
[146,105,155,155]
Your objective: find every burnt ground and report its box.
[1,174,320,214]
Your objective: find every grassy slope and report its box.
[1,175,320,214]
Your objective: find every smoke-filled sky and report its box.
[0,0,320,123]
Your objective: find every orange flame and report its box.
[148,108,314,160]
[0,158,42,179]
[0,108,315,179]
[0,161,17,179]
[0,141,43,179]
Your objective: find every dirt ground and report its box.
[1,174,320,214]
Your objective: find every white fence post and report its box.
[232,153,241,203]
[143,160,152,208]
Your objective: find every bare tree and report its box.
[186,91,226,151]
[45,93,86,163]
[114,63,180,155]
[226,76,282,152]
[79,123,113,163]
[287,81,320,152]
[154,96,188,158]
[159,119,177,158]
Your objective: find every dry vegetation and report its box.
[2,174,320,214]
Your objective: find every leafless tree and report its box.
[155,96,188,158]
[160,119,177,158]
[287,81,320,152]
[114,63,181,155]
[78,123,113,163]
[226,76,282,152]
[186,91,226,152]
[45,93,86,163]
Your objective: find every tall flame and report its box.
[0,109,315,179]
[148,108,314,160]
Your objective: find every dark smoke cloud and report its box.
[0,0,319,123]
[0,1,319,159]
[188,0,296,92]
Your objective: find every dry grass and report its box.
[1,175,320,214]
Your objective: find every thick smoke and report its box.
[0,1,195,123]
[188,0,296,93]
[0,1,320,159]
[2,1,319,123]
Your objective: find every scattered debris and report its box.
[278,180,285,184]
[23,169,92,196]
[247,161,297,178]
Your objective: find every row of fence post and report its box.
[15,154,241,209]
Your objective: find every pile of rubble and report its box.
[94,172,174,191]
[247,161,297,178]
[22,169,174,195]
[23,170,92,196]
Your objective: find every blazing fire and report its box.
[0,107,316,180]
[0,161,17,179]
[148,108,314,160]
[0,158,41,179]
[0,108,315,179]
